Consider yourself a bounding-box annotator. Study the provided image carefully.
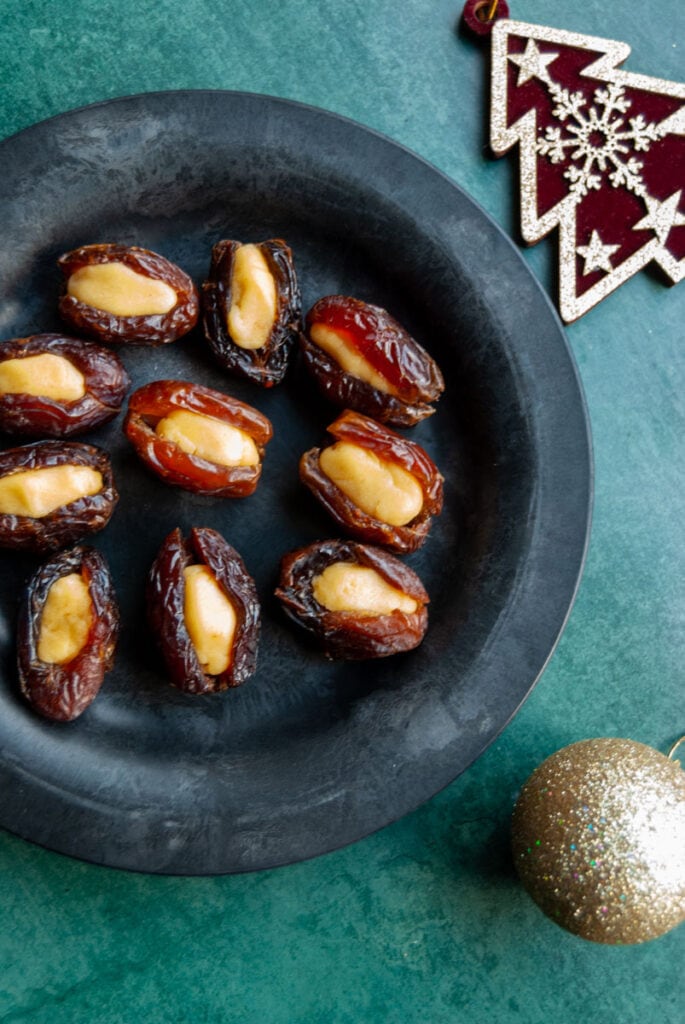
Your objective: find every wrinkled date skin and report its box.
[0,333,130,437]
[202,238,302,387]
[123,379,273,497]
[275,539,429,660]
[302,295,444,426]
[0,441,118,553]
[17,545,119,722]
[58,244,199,345]
[300,410,444,553]
[147,527,260,693]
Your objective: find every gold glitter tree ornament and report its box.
[486,19,685,322]
[512,738,685,944]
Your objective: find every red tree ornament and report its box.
[490,20,685,321]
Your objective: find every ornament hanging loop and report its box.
[667,735,685,764]
[462,0,510,37]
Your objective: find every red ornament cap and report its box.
[490,20,685,321]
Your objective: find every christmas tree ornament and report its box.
[512,738,685,944]
[463,4,685,321]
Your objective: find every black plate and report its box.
[0,92,592,874]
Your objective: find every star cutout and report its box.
[633,190,685,246]
[508,39,559,87]
[576,230,620,275]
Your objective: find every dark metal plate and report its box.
[0,92,592,873]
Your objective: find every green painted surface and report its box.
[0,1,682,1021]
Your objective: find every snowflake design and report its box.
[536,81,664,200]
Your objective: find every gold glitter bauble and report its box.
[512,738,685,944]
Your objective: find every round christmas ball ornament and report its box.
[512,738,685,944]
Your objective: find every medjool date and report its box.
[301,295,444,426]
[300,409,444,553]
[17,545,119,721]
[202,238,301,386]
[0,333,130,437]
[147,527,260,693]
[0,440,118,552]
[275,539,429,659]
[58,243,199,345]
[123,379,273,497]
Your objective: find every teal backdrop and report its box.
[0,2,682,1021]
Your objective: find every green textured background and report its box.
[0,2,683,1021]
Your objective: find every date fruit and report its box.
[147,527,260,693]
[302,295,444,426]
[300,409,444,553]
[123,379,273,497]
[202,238,301,386]
[0,333,130,437]
[275,539,429,659]
[58,243,199,345]
[17,545,119,721]
[0,440,118,552]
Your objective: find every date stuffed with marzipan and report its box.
[18,546,119,721]
[300,410,444,553]
[276,539,429,660]
[123,379,273,497]
[302,295,444,426]
[202,239,301,386]
[58,244,199,345]
[147,527,260,693]
[0,333,130,437]
[0,440,118,552]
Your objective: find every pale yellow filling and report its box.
[0,353,86,401]
[0,465,103,518]
[37,573,93,664]
[183,565,237,675]
[319,441,423,526]
[67,261,177,316]
[312,562,417,616]
[310,324,395,395]
[155,409,259,467]
[227,244,277,350]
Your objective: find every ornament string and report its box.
[486,0,500,23]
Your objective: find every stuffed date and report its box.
[58,243,199,345]
[202,238,301,387]
[147,527,260,693]
[123,379,273,497]
[0,333,130,437]
[300,410,443,553]
[17,545,119,721]
[275,539,429,660]
[301,295,444,426]
[0,440,118,552]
